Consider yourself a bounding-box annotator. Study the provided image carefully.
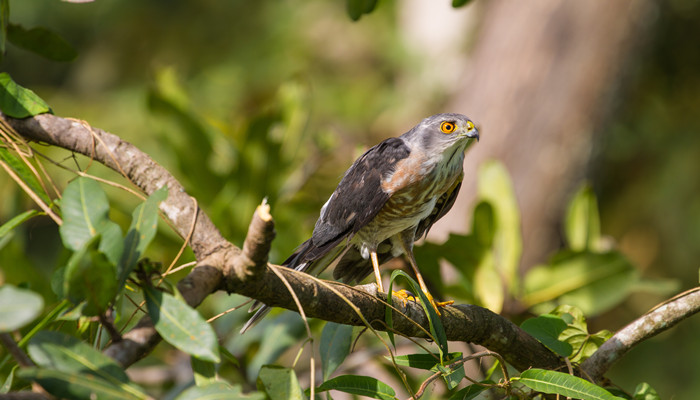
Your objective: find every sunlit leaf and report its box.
[0,284,43,332]
[191,356,217,387]
[1,365,15,393]
[0,72,51,117]
[317,375,396,400]
[477,161,521,294]
[518,369,622,400]
[523,251,637,315]
[17,368,145,400]
[633,382,660,400]
[565,184,602,252]
[7,24,78,62]
[257,365,305,400]
[473,251,503,313]
[144,285,220,362]
[520,314,573,357]
[320,322,353,380]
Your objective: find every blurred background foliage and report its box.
[1,0,700,398]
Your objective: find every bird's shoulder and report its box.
[309,137,411,247]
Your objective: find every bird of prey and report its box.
[241,113,479,333]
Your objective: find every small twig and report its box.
[0,333,35,368]
[98,311,122,343]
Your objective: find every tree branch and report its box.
[0,112,577,373]
[581,287,700,382]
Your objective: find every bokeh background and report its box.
[2,0,699,398]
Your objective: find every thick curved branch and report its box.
[4,113,564,372]
[581,287,700,382]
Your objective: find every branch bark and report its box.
[581,287,700,382]
[6,112,697,382]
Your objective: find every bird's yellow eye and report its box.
[440,121,456,134]
[466,120,474,131]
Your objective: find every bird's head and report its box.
[404,113,479,153]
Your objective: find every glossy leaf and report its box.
[27,331,130,384]
[0,146,52,205]
[477,161,521,294]
[0,72,51,117]
[520,314,573,357]
[7,24,78,62]
[17,368,145,400]
[0,209,39,238]
[144,285,220,362]
[176,381,265,400]
[59,177,123,266]
[0,284,44,332]
[257,365,305,400]
[566,184,602,252]
[518,369,622,400]
[62,235,118,316]
[119,186,167,287]
[320,322,353,380]
[317,375,396,400]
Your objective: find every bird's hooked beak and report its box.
[464,123,479,142]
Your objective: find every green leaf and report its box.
[633,382,660,400]
[0,147,52,205]
[520,314,573,357]
[1,365,15,393]
[473,251,503,312]
[176,381,265,400]
[549,305,612,362]
[320,322,353,380]
[472,201,495,247]
[59,177,123,265]
[0,72,51,118]
[447,382,493,400]
[523,251,636,314]
[191,356,217,387]
[387,352,461,370]
[436,362,465,390]
[7,24,78,62]
[517,369,622,400]
[118,186,167,287]
[565,184,602,251]
[62,235,118,316]
[389,270,448,361]
[17,368,145,400]
[452,0,473,8]
[317,375,396,400]
[0,284,44,332]
[0,209,39,238]
[27,331,131,385]
[144,285,220,362]
[346,0,378,21]
[477,161,521,296]
[257,365,306,400]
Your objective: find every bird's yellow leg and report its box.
[397,234,453,315]
[370,250,384,293]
